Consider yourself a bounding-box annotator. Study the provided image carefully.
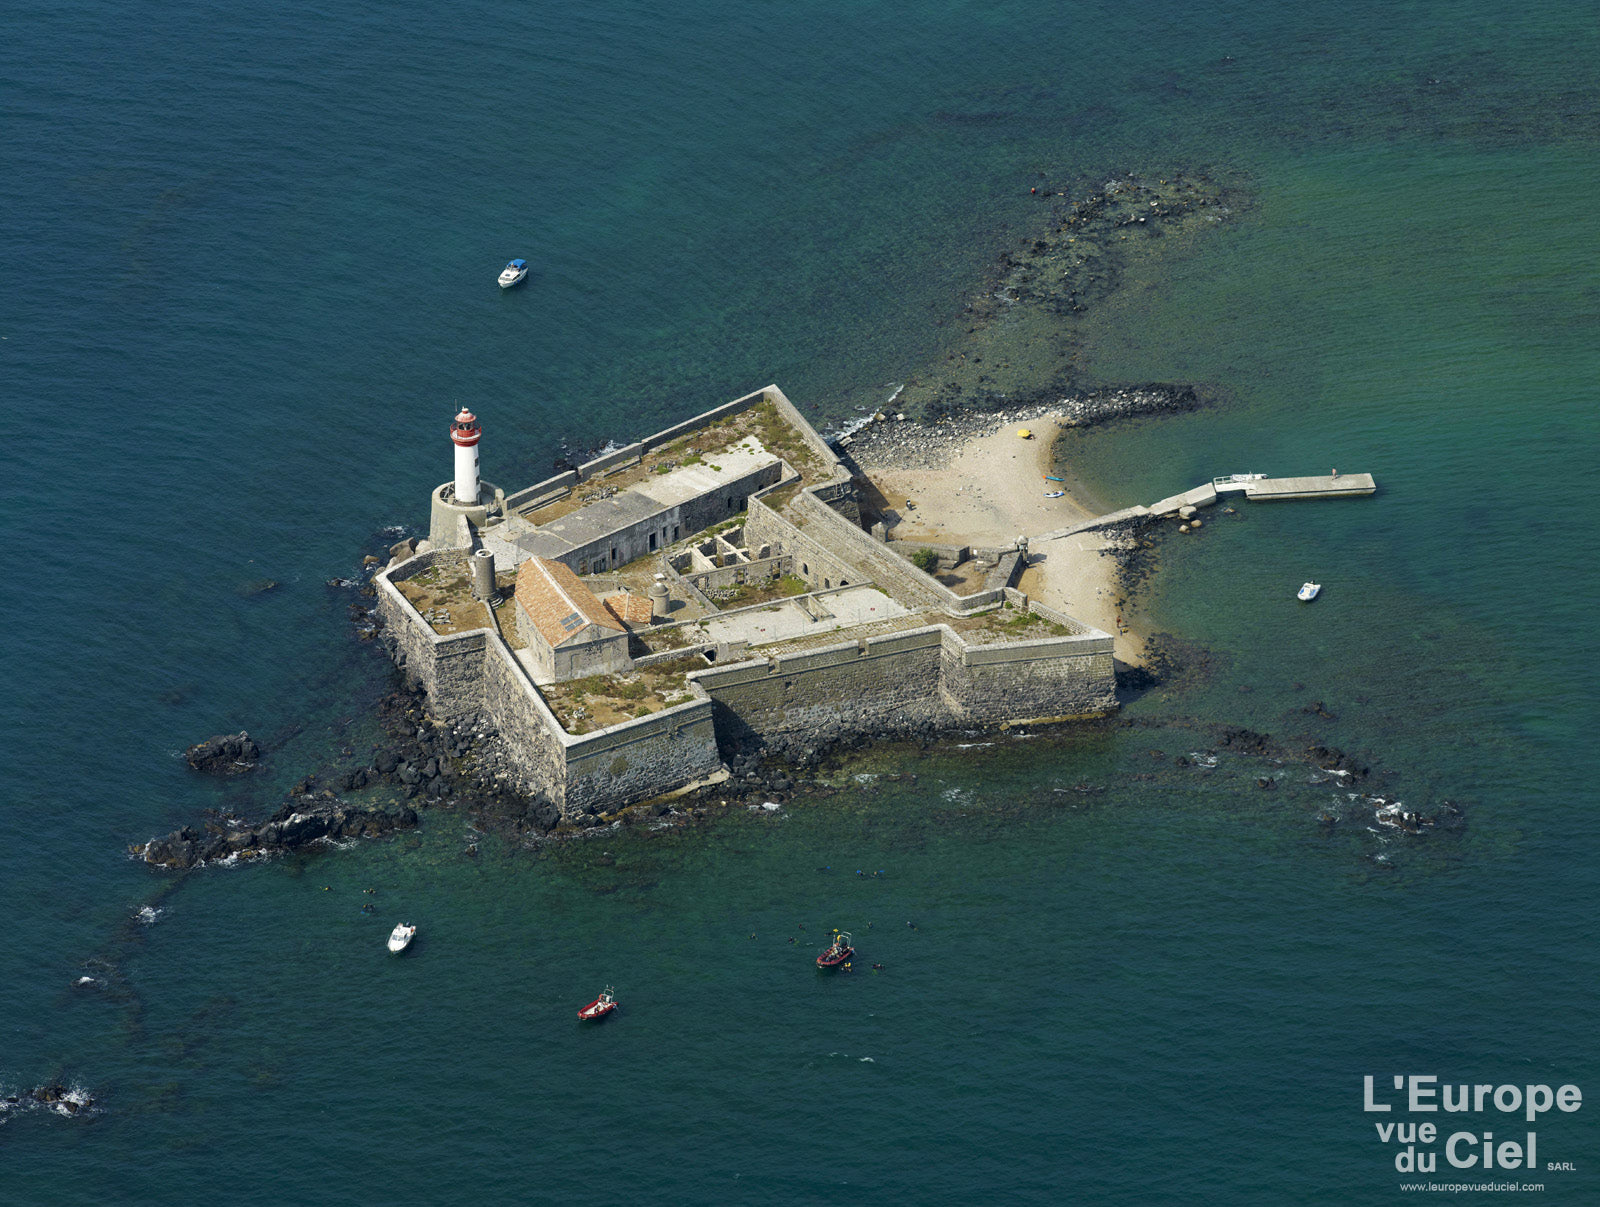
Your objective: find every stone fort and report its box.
[375,386,1117,819]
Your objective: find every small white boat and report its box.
[1044,490,1065,499]
[387,923,417,953]
[498,258,528,288]
[1297,582,1321,602]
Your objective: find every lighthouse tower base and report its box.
[428,479,506,549]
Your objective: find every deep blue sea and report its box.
[3,1,1597,1202]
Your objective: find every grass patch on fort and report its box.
[707,572,808,610]
[394,564,492,635]
[748,402,825,476]
[538,656,702,734]
[983,603,1076,637]
[518,396,826,525]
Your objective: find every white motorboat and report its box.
[387,923,417,953]
[498,258,528,288]
[1297,582,1321,602]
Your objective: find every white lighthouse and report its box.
[451,408,481,504]
[429,406,503,549]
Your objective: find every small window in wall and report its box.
[578,560,588,575]
[840,579,849,586]
[649,533,658,552]
[611,547,618,565]
[802,563,809,576]
[673,525,680,541]
[825,579,831,588]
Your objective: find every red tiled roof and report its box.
[514,557,623,649]
[602,591,654,629]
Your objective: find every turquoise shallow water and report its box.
[2,1,1597,1202]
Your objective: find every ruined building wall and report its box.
[743,495,862,591]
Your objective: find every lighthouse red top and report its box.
[450,409,481,447]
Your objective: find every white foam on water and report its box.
[136,905,162,925]
[825,409,880,444]
[53,1085,95,1117]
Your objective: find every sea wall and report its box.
[562,696,722,815]
[376,550,488,715]
[502,385,781,513]
[693,627,949,755]
[691,618,1116,757]
[941,632,1116,724]
[479,636,568,798]
[380,552,726,816]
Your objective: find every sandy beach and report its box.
[849,413,1147,666]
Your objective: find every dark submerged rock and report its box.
[184,732,260,775]
[132,791,419,870]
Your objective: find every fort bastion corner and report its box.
[373,385,1118,821]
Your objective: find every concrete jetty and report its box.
[1227,472,1376,502]
[1036,471,1376,540]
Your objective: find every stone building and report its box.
[513,557,632,682]
[378,385,1119,821]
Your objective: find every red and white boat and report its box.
[578,986,617,1021]
[816,931,854,969]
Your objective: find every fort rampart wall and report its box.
[689,618,1115,758]
[561,697,722,815]
[378,552,723,816]
[384,386,1117,820]
[502,386,794,513]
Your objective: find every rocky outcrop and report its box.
[132,793,418,870]
[836,390,1201,473]
[1,1083,96,1119]
[183,732,260,775]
